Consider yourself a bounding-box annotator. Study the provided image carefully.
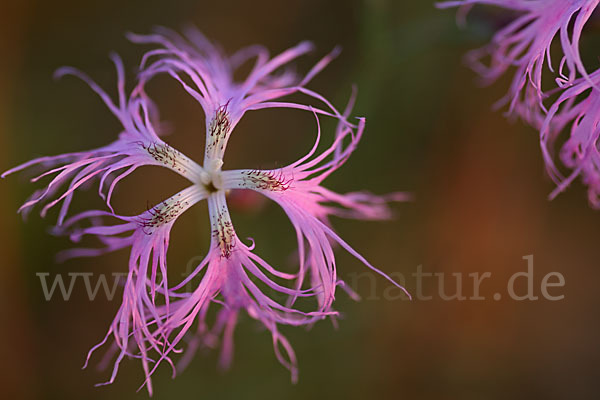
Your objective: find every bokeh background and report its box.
[2,1,600,399]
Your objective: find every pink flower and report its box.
[51,111,406,393]
[440,1,600,206]
[541,69,600,208]
[4,29,408,394]
[438,0,600,116]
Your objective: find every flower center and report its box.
[200,157,224,193]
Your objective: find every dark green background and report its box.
[1,1,599,399]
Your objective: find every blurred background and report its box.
[2,0,600,399]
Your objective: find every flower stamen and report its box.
[242,170,291,192]
[206,104,232,163]
[208,193,236,258]
[137,186,206,234]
